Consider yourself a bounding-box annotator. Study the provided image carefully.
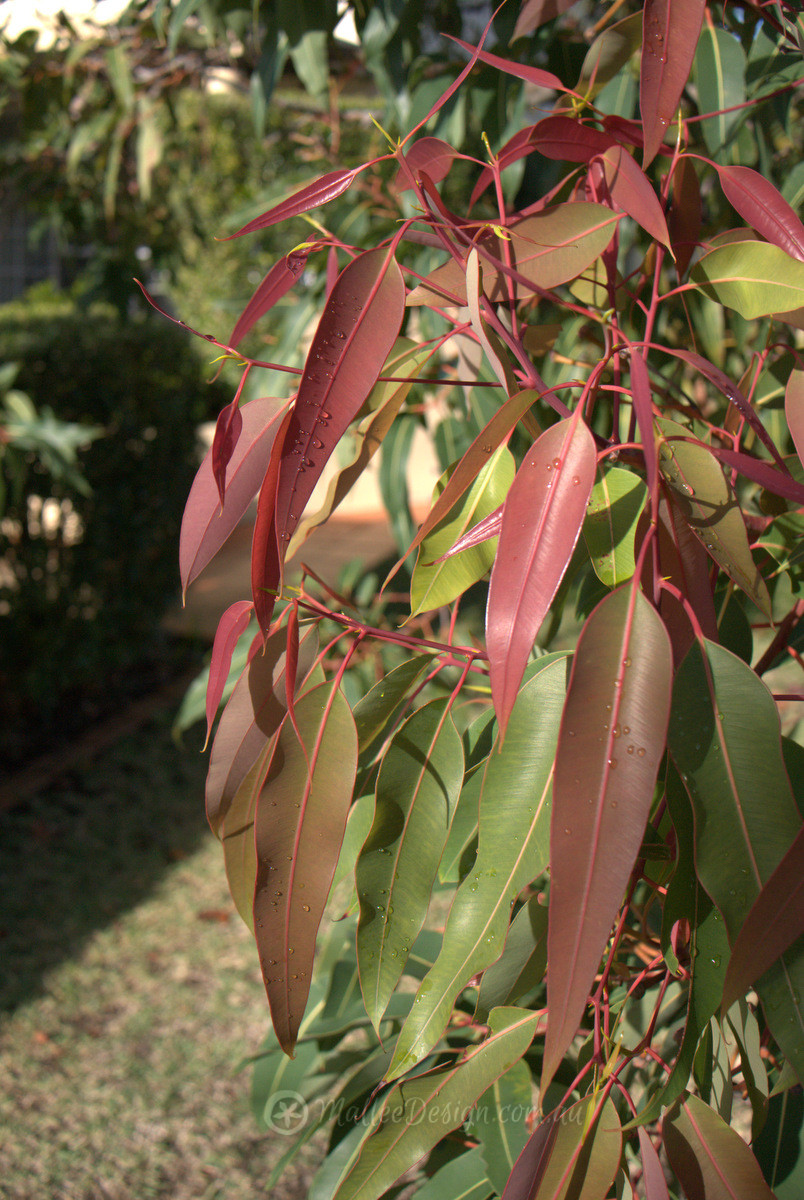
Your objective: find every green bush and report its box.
[0,291,229,756]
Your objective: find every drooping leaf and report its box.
[656,417,772,619]
[666,349,787,470]
[205,623,319,835]
[287,338,431,558]
[638,1127,670,1200]
[468,1060,533,1194]
[529,115,616,164]
[785,368,804,471]
[205,600,254,743]
[475,894,549,1021]
[574,13,644,102]
[721,823,804,1014]
[226,167,357,239]
[229,247,313,348]
[716,165,804,264]
[251,407,294,633]
[211,396,243,506]
[503,1096,622,1200]
[396,389,538,570]
[543,586,673,1090]
[690,241,804,320]
[513,0,577,39]
[352,657,430,757]
[669,639,804,1082]
[669,156,701,276]
[640,0,705,168]
[635,766,730,1126]
[411,445,514,614]
[274,248,406,566]
[486,410,596,737]
[180,396,288,595]
[332,1008,540,1200]
[221,747,273,928]
[589,144,672,248]
[663,1095,776,1200]
[253,680,358,1055]
[583,466,647,587]
[387,658,566,1081]
[693,20,746,157]
[356,699,464,1028]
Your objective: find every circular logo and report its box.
[263,1090,309,1135]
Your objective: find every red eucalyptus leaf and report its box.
[401,389,538,570]
[707,444,804,504]
[785,367,804,470]
[211,397,243,506]
[638,496,718,668]
[663,1095,776,1200]
[274,248,405,558]
[180,396,287,596]
[500,1110,561,1200]
[543,586,672,1091]
[326,244,339,297]
[251,408,294,634]
[205,624,319,836]
[432,505,503,561]
[721,823,804,1013]
[225,168,357,239]
[205,600,254,745]
[590,145,672,249]
[717,164,804,263]
[640,0,706,169]
[487,411,596,737]
[253,681,357,1054]
[229,248,312,348]
[394,137,457,193]
[638,1127,671,1200]
[669,156,701,276]
[446,34,564,93]
[531,115,616,163]
[667,348,787,469]
[513,0,577,39]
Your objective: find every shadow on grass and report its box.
[0,704,211,1014]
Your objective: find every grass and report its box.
[0,705,320,1200]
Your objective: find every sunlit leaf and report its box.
[287,338,430,558]
[785,368,804,471]
[332,1008,540,1200]
[205,623,320,835]
[690,241,804,320]
[180,396,287,595]
[274,248,406,570]
[412,446,514,614]
[387,659,566,1081]
[716,165,804,264]
[590,144,672,248]
[583,466,647,587]
[640,0,705,168]
[411,1146,493,1200]
[229,248,312,348]
[693,21,746,156]
[253,681,358,1055]
[205,600,254,742]
[503,1097,622,1200]
[356,699,464,1028]
[487,410,596,737]
[226,167,357,239]
[544,586,672,1090]
[468,1060,533,1194]
[656,417,772,619]
[664,1095,775,1199]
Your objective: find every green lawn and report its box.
[0,707,319,1200]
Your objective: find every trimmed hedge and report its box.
[0,294,229,758]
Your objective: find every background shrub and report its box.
[0,291,229,761]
